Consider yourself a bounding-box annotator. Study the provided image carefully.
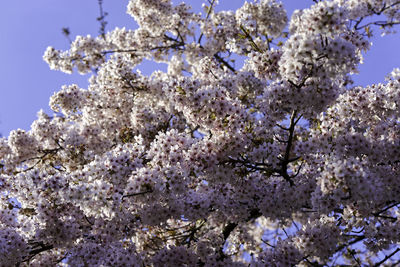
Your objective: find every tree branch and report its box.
[275,110,302,186]
[217,209,261,261]
[19,241,54,265]
[374,248,400,267]
[97,0,108,39]
[198,0,216,44]
[213,53,236,73]
[122,190,153,200]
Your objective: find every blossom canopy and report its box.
[1,0,400,266]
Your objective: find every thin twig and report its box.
[97,0,108,39]
[198,0,216,44]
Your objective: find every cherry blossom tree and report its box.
[1,0,400,265]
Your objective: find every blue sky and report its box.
[0,0,399,136]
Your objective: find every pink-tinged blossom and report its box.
[2,0,400,265]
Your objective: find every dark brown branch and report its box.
[198,0,216,44]
[101,34,185,56]
[372,202,400,217]
[217,209,261,261]
[16,144,64,174]
[222,222,238,242]
[183,220,206,247]
[276,123,289,131]
[373,248,400,267]
[213,53,236,73]
[274,135,289,143]
[85,215,94,225]
[288,69,312,89]
[302,256,325,267]
[189,125,200,138]
[375,214,397,221]
[19,241,54,265]
[292,162,303,178]
[351,227,365,234]
[61,27,72,44]
[239,25,263,53]
[221,112,302,186]
[102,27,236,74]
[221,155,273,174]
[161,115,174,133]
[350,249,362,267]
[352,1,400,31]
[378,159,400,166]
[356,20,400,31]
[97,0,108,39]
[261,239,276,248]
[335,235,365,253]
[102,49,138,55]
[275,110,302,186]
[122,190,153,199]
[374,1,400,15]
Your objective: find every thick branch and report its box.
[217,209,261,261]
[275,110,302,186]
[19,241,54,265]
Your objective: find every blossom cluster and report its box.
[235,0,287,38]
[1,0,400,266]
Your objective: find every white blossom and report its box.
[2,0,400,265]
